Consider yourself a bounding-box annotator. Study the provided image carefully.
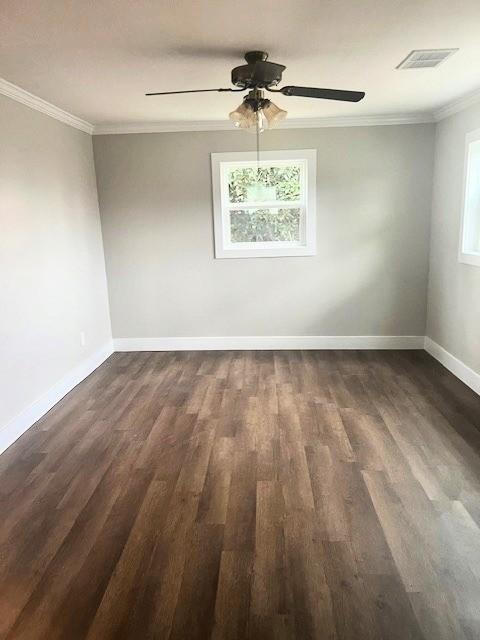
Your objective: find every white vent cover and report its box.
[396,49,458,69]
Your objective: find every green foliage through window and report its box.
[228,165,301,203]
[230,208,301,243]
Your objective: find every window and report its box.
[459,128,480,267]
[211,149,316,258]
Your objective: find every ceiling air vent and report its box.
[396,49,458,69]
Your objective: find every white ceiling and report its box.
[1,0,480,126]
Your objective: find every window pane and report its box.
[228,165,301,203]
[229,208,301,243]
[463,140,480,255]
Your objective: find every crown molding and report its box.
[93,112,433,135]
[0,77,94,134]
[0,76,434,135]
[434,87,480,121]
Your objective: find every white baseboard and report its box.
[113,335,425,352]
[424,337,480,396]
[0,341,114,455]
[2,336,475,457]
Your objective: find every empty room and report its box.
[1,1,480,638]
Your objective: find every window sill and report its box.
[458,251,480,267]
[215,246,316,259]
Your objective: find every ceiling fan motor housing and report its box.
[231,51,286,89]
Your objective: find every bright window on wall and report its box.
[211,149,316,258]
[459,128,480,267]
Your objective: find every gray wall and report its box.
[94,125,435,339]
[0,95,111,431]
[427,103,480,374]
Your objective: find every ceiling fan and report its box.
[146,51,366,131]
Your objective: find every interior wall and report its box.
[94,124,435,340]
[0,95,112,434]
[426,102,480,375]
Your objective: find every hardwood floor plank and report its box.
[85,479,169,640]
[223,445,257,551]
[212,550,253,640]
[283,510,337,640]
[321,540,381,640]
[251,480,286,617]
[168,523,224,640]
[197,436,235,525]
[131,490,201,639]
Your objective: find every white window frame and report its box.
[211,149,316,259]
[459,128,480,267]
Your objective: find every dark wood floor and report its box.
[1,350,480,639]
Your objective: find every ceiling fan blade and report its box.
[276,86,365,102]
[146,88,240,96]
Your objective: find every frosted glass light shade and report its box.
[229,102,255,128]
[263,101,287,127]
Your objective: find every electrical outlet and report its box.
[80,331,86,347]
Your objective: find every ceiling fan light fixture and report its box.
[229,91,286,132]
[262,101,288,127]
[229,101,255,128]
[244,109,268,134]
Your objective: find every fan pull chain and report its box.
[256,114,260,183]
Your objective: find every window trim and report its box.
[459,128,480,267]
[211,149,317,259]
